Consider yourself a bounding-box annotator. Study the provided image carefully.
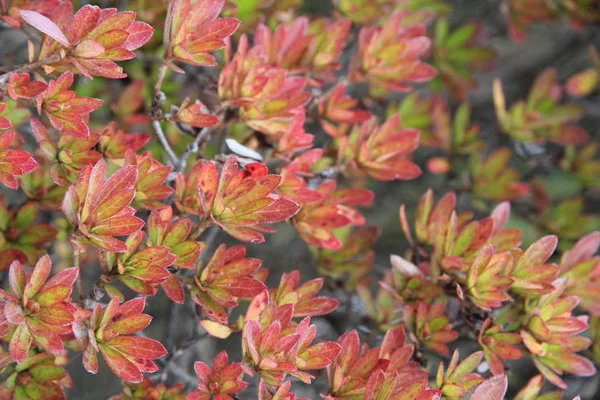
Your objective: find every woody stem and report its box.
[0,53,64,77]
[74,251,83,304]
[152,120,179,167]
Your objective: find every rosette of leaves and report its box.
[254,17,315,71]
[312,226,379,290]
[349,12,437,97]
[253,17,351,82]
[146,206,204,269]
[98,122,150,160]
[35,71,103,138]
[273,112,315,159]
[431,19,496,100]
[0,255,78,362]
[519,279,595,389]
[469,147,530,202]
[403,300,458,355]
[357,279,405,333]
[399,96,482,154]
[270,271,340,318]
[506,235,560,296]
[31,118,101,186]
[305,18,352,81]
[292,180,373,250]
[478,318,522,376]
[163,0,240,71]
[191,244,266,325]
[189,350,248,400]
[363,369,443,400]
[0,350,71,399]
[5,73,48,101]
[243,309,341,386]
[76,297,167,383]
[434,350,485,399]
[378,254,444,305]
[123,151,173,209]
[325,327,434,399]
[494,68,589,145]
[465,245,514,311]
[258,380,309,400]
[195,158,300,243]
[319,83,371,139]
[102,231,178,301]
[61,159,144,252]
[0,200,58,270]
[23,2,153,78]
[400,190,522,275]
[237,74,311,137]
[536,196,598,243]
[218,35,312,136]
[343,114,422,181]
[559,232,600,315]
[0,119,38,190]
[18,158,68,210]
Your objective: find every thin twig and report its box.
[0,53,64,80]
[159,331,209,383]
[152,120,179,167]
[163,363,198,387]
[73,251,83,304]
[177,126,213,173]
[0,53,64,96]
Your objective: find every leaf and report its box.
[200,320,232,339]
[98,345,143,383]
[20,10,70,47]
[9,323,32,363]
[226,138,263,161]
[467,375,507,400]
[565,68,598,97]
[105,336,167,359]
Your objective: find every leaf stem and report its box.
[193,219,213,240]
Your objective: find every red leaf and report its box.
[99,344,143,383]
[105,336,167,359]
[20,10,70,47]
[469,375,507,400]
[161,274,185,304]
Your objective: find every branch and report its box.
[73,251,84,304]
[177,126,214,173]
[163,363,198,387]
[152,120,179,167]
[0,53,64,80]
[0,53,64,96]
[158,329,209,383]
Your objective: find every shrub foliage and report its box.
[0,0,599,399]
